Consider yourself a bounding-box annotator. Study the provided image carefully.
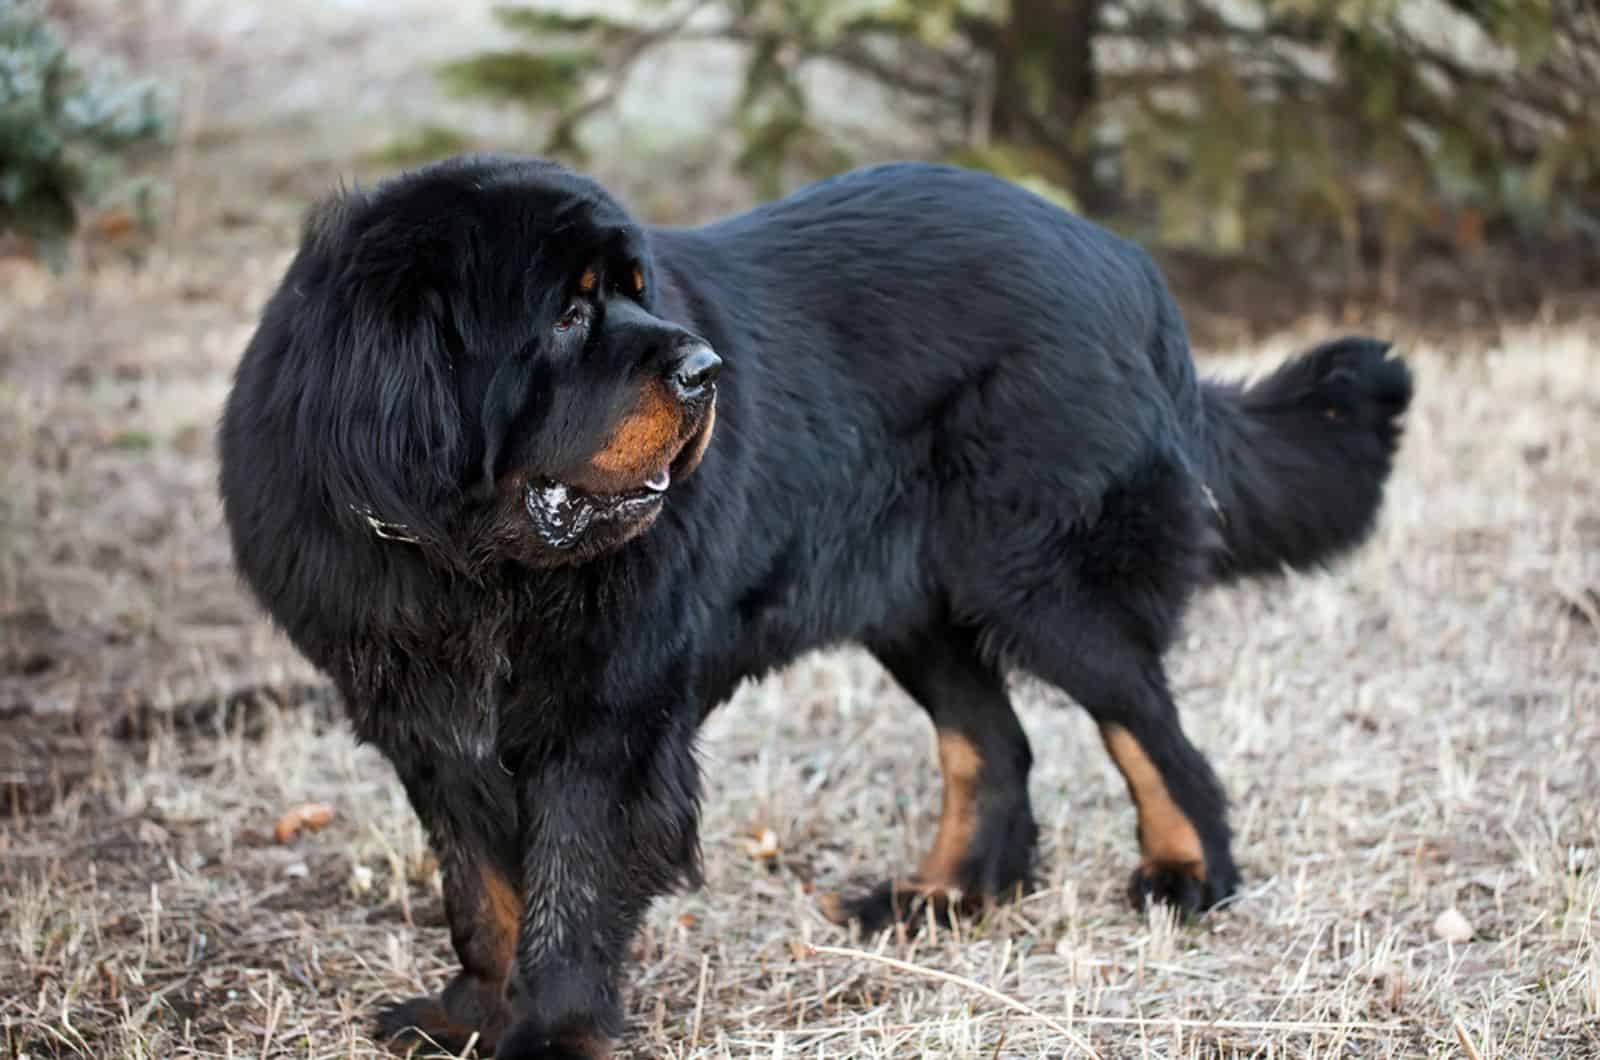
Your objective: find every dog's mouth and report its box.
[522,398,714,552]
[522,466,671,550]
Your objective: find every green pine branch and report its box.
[0,3,168,261]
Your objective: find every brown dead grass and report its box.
[2,4,1598,1054]
[2,235,1598,1058]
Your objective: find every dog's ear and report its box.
[472,351,533,504]
[292,201,469,548]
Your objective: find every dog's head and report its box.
[276,155,718,568]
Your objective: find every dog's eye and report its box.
[554,301,586,333]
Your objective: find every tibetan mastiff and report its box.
[220,157,1411,1057]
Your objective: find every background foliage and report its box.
[0,2,166,261]
[443,0,1600,294]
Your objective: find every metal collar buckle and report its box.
[353,506,421,545]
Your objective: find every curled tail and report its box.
[1200,336,1413,583]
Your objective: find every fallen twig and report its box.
[795,941,1102,1058]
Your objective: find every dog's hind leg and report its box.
[822,623,1038,934]
[1034,637,1239,914]
[992,456,1241,915]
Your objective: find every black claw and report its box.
[1127,861,1238,918]
[494,1022,598,1060]
[825,882,985,936]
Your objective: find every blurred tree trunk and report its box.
[989,0,1102,210]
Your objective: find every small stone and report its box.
[1432,907,1474,943]
[136,819,171,847]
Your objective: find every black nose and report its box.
[670,342,722,399]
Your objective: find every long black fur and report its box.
[219,157,1411,1058]
[1201,337,1413,581]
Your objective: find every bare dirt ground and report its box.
[3,3,1599,1058]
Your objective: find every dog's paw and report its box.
[494,1023,610,1060]
[376,996,485,1057]
[1126,858,1238,918]
[819,880,988,936]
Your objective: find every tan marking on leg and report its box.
[916,730,983,888]
[818,731,988,927]
[817,891,850,925]
[479,865,522,980]
[588,383,681,482]
[1100,724,1206,876]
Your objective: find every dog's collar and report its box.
[351,505,421,545]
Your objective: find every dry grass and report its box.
[2,236,1598,1059]
[2,3,1598,1055]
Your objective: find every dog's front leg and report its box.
[496,711,702,1059]
[368,725,523,1056]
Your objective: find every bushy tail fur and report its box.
[1200,336,1413,583]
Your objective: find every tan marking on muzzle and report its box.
[674,401,716,479]
[1100,724,1206,876]
[588,382,681,482]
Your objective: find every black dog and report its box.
[219,156,1411,1057]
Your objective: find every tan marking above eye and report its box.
[632,266,645,295]
[578,266,598,295]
